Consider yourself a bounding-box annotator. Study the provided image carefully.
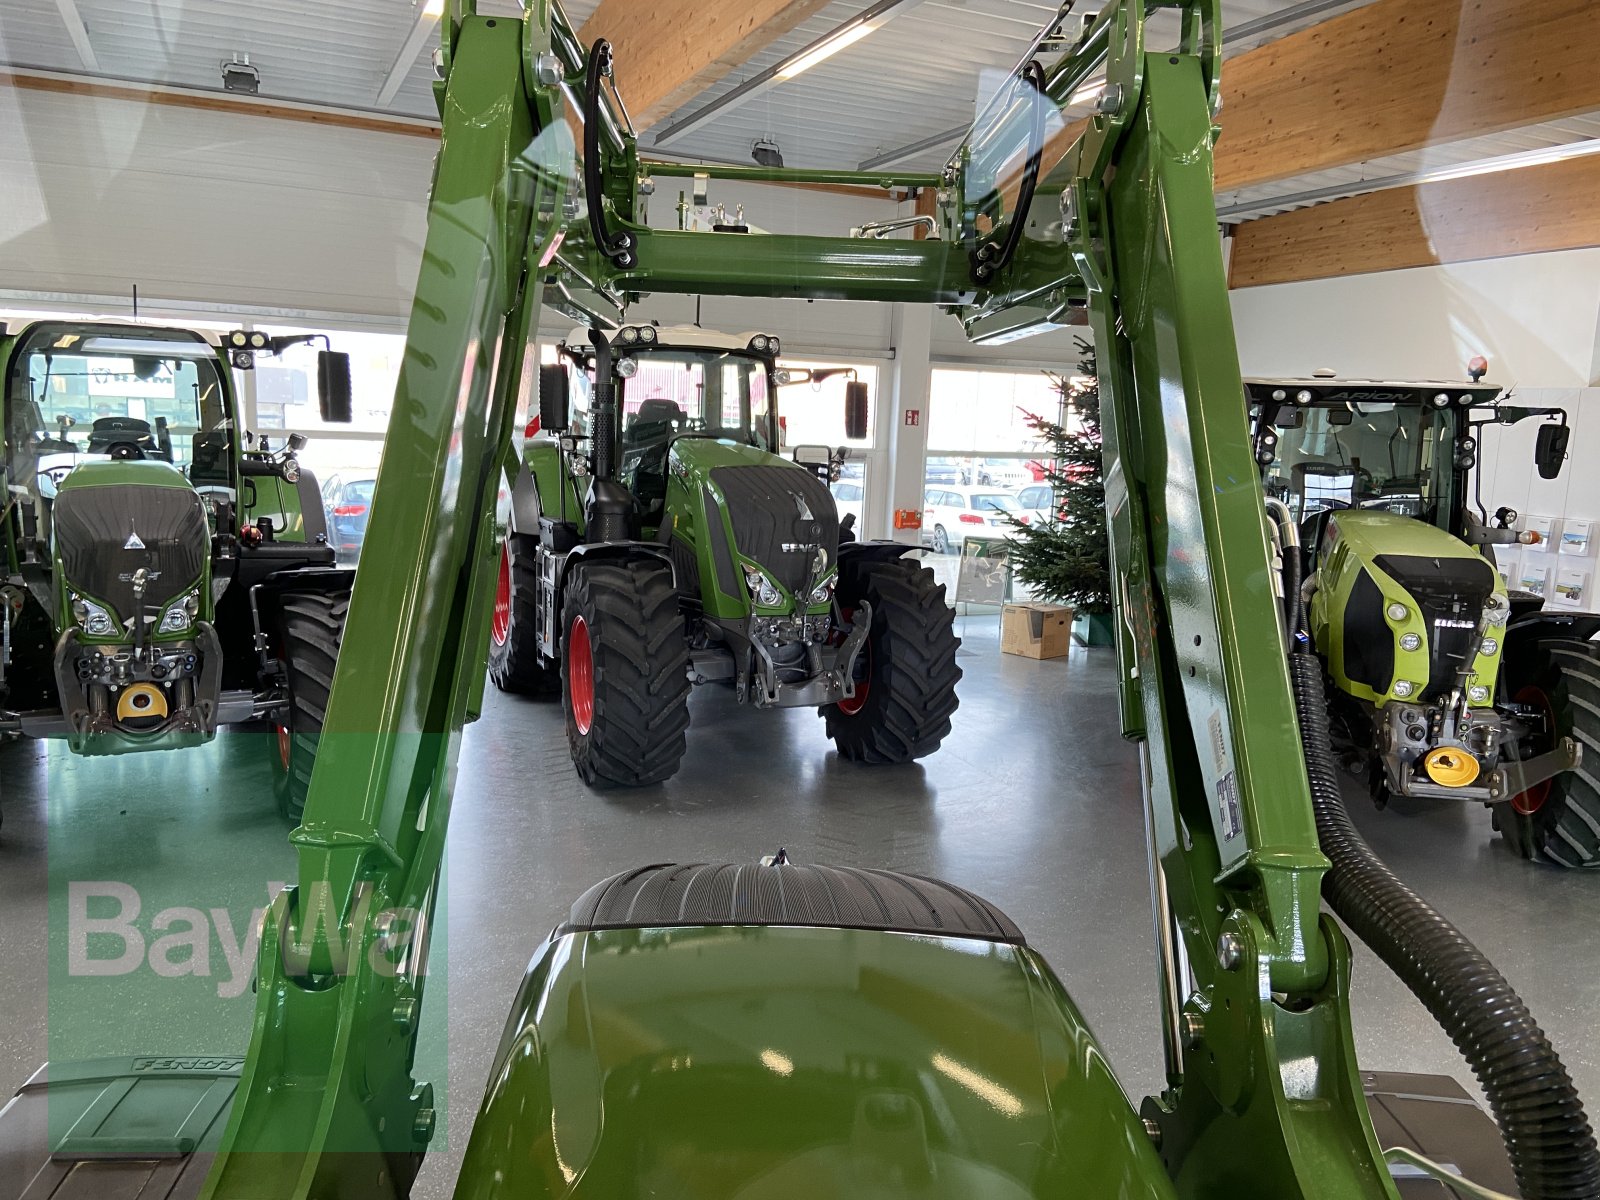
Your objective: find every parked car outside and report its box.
[830,478,864,530]
[924,456,964,486]
[974,458,1030,488]
[922,486,1028,555]
[323,475,376,564]
[1017,482,1055,527]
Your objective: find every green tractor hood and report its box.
[664,439,840,620]
[1311,510,1504,706]
[458,924,1175,1200]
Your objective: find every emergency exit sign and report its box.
[904,409,921,426]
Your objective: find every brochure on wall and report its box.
[1518,560,1551,597]
[1525,514,1559,551]
[1560,519,1592,556]
[1494,549,1519,584]
[1555,568,1590,606]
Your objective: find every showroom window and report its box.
[779,358,882,536]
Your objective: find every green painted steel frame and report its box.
[197,0,1405,1197]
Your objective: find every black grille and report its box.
[708,465,838,596]
[1375,553,1495,700]
[54,483,209,621]
[1343,569,1394,693]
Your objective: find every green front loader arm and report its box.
[200,1,1398,1196]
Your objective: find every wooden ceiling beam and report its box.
[579,0,836,129]
[1213,0,1600,191]
[1228,152,1600,288]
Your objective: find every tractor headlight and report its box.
[619,326,639,344]
[743,567,784,608]
[1468,685,1490,704]
[639,325,657,343]
[1393,680,1415,698]
[1481,637,1498,656]
[1399,632,1422,651]
[73,595,117,637]
[1386,602,1409,622]
[158,591,200,634]
[615,356,639,378]
[750,335,770,352]
[807,575,836,606]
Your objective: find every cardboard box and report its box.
[1001,602,1073,659]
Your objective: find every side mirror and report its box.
[844,380,869,441]
[1535,423,1569,480]
[538,364,571,433]
[317,351,353,423]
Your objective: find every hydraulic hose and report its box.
[583,40,635,268]
[971,59,1046,287]
[1288,650,1600,1199]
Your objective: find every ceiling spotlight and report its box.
[221,55,260,94]
[752,138,783,169]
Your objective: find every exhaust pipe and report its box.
[584,327,632,544]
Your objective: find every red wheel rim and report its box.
[1511,684,1554,815]
[837,608,871,715]
[491,542,512,647]
[276,723,291,771]
[569,615,595,734]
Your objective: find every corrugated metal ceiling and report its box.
[2,0,1593,220]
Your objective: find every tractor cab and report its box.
[1246,375,1571,556]
[555,324,783,531]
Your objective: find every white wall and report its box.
[1230,250,1600,389]
[0,84,432,320]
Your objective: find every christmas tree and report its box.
[1006,339,1112,614]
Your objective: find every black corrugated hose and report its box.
[1287,643,1600,1197]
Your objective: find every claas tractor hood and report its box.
[1310,510,1506,708]
[667,438,840,620]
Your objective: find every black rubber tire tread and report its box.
[562,558,691,787]
[488,532,560,697]
[274,588,348,823]
[823,558,962,764]
[1506,640,1600,868]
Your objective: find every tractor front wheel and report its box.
[271,587,349,823]
[1497,639,1600,867]
[488,532,560,697]
[561,558,691,787]
[823,558,961,763]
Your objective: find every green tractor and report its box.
[490,323,961,785]
[1247,372,1599,865]
[1,318,354,820]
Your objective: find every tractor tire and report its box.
[488,532,560,697]
[561,558,690,787]
[1497,639,1600,867]
[271,587,348,824]
[823,558,962,763]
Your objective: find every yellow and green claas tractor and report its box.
[1248,373,1599,866]
[1,319,354,820]
[491,323,962,786]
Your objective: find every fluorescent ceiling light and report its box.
[422,0,444,16]
[775,22,876,80]
[653,0,928,148]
